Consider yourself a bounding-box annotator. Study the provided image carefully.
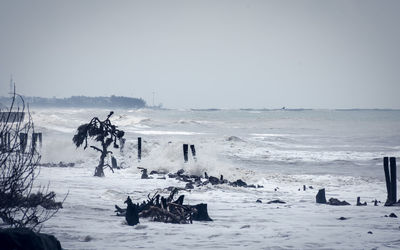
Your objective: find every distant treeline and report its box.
[0,95,146,109]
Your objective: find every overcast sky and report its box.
[0,0,399,109]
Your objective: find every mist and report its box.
[0,0,399,109]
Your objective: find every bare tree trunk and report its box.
[94,151,106,177]
[94,141,110,177]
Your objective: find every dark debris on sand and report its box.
[115,188,212,225]
[149,169,263,191]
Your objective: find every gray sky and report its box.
[0,0,399,109]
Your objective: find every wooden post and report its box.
[183,144,189,163]
[138,137,142,161]
[111,156,118,169]
[0,132,3,151]
[38,132,42,148]
[390,157,397,203]
[19,133,27,153]
[1,132,5,151]
[384,157,391,202]
[190,144,197,161]
[32,133,38,152]
[6,132,10,151]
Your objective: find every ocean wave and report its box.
[130,130,206,135]
[176,119,211,125]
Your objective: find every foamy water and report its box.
[28,108,400,249]
[34,108,400,179]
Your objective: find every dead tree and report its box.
[0,89,64,231]
[72,111,125,177]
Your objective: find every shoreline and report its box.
[35,163,399,249]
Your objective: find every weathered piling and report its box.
[111,156,118,169]
[190,144,197,161]
[6,132,10,151]
[384,157,391,201]
[183,144,189,163]
[19,133,27,152]
[384,157,398,206]
[32,133,38,152]
[38,133,42,147]
[390,157,397,203]
[138,137,142,161]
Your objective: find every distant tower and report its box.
[9,74,14,96]
[152,91,155,107]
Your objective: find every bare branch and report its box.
[0,89,65,232]
[90,146,102,153]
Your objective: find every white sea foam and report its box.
[130,130,206,136]
[26,108,400,249]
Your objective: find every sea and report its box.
[33,108,400,180]
[28,107,400,249]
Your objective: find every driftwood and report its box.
[115,188,212,225]
[138,167,149,179]
[267,199,286,204]
[315,188,350,205]
[356,197,367,206]
[153,169,263,190]
[39,162,75,168]
[328,198,350,206]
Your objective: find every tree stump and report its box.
[191,203,213,221]
[316,188,327,204]
[125,196,139,226]
[356,196,367,206]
